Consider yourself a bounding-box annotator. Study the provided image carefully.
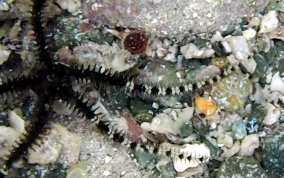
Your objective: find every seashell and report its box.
[141,107,194,136]
[195,96,218,116]
[173,157,200,172]
[221,141,240,158]
[159,142,210,172]
[262,103,281,125]
[239,134,259,156]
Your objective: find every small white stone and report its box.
[271,72,284,95]
[151,18,158,24]
[242,28,257,40]
[180,43,214,59]
[226,36,250,61]
[241,58,256,74]
[259,10,279,33]
[152,102,159,109]
[0,45,11,65]
[104,156,112,164]
[103,171,111,176]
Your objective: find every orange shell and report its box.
[195,96,218,116]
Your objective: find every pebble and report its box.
[239,134,259,156]
[270,72,284,95]
[259,10,279,33]
[231,120,247,140]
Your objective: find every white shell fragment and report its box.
[244,58,257,74]
[262,103,281,125]
[239,134,259,156]
[0,45,11,65]
[56,0,81,14]
[271,72,284,96]
[180,43,215,59]
[8,111,25,133]
[141,107,194,135]
[259,10,279,34]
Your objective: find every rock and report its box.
[261,124,284,178]
[210,72,252,112]
[180,43,214,59]
[225,36,250,61]
[217,132,233,148]
[134,148,157,169]
[217,156,268,178]
[246,103,267,133]
[231,120,247,140]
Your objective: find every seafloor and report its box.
[1,0,284,178]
